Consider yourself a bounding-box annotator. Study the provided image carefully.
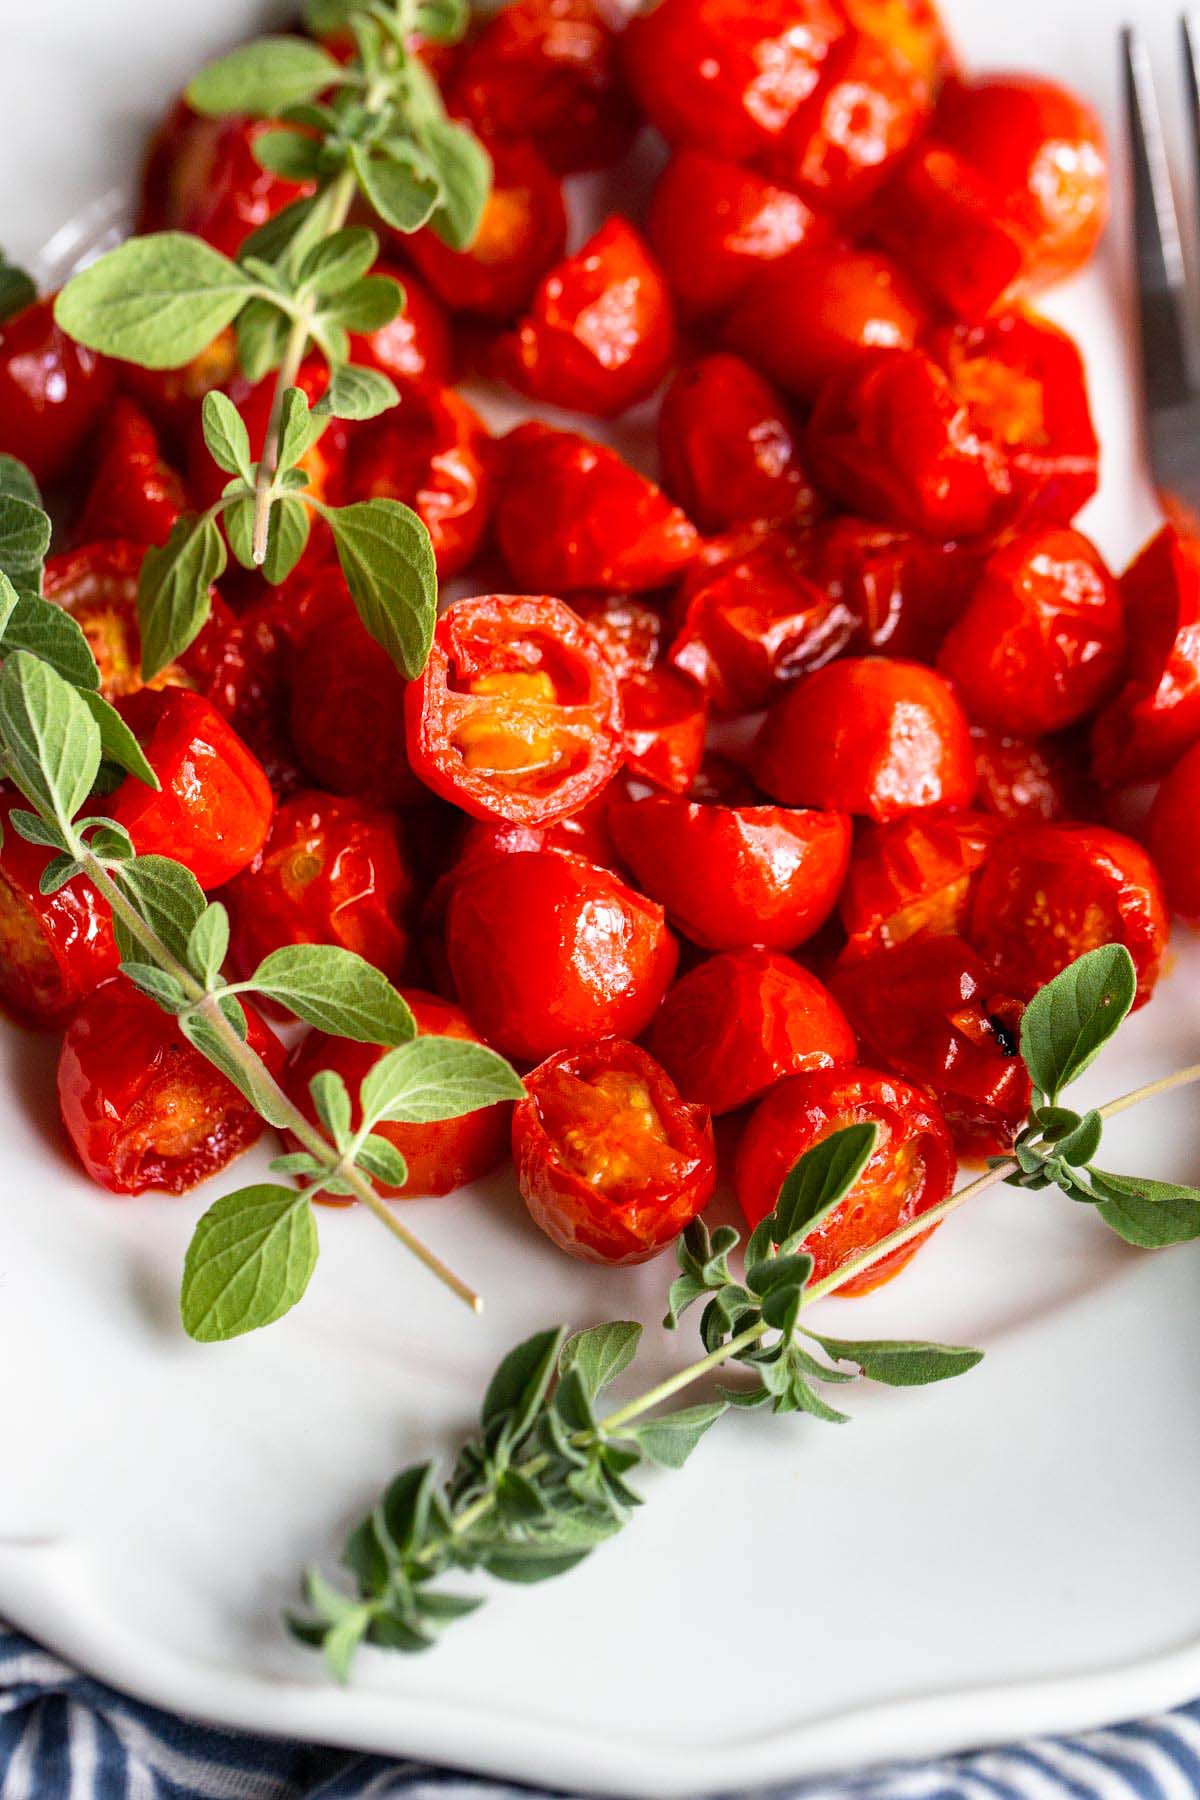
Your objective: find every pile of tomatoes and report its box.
[3,0,1199,1295]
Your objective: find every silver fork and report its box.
[1123,19,1200,515]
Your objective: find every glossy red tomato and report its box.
[937,528,1125,736]
[647,151,831,321]
[513,1039,717,1263]
[869,142,1026,321]
[1147,742,1200,922]
[110,688,274,889]
[344,385,492,580]
[754,657,977,821]
[725,247,927,404]
[841,0,952,100]
[495,424,699,593]
[839,810,1004,960]
[619,666,708,794]
[58,981,284,1195]
[971,728,1091,824]
[610,794,850,951]
[968,823,1168,1008]
[284,991,512,1199]
[446,849,677,1064]
[116,329,238,449]
[406,138,567,320]
[645,948,856,1115]
[75,397,185,548]
[200,578,324,797]
[348,264,454,394]
[1091,524,1200,785]
[804,516,972,661]
[735,1064,955,1294]
[657,353,819,532]
[0,794,118,1027]
[140,101,315,257]
[0,294,115,486]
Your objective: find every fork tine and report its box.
[1122,23,1194,408]
[1182,16,1200,225]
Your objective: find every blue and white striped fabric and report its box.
[8,1626,1200,1800]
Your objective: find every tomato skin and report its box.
[75,397,185,548]
[754,657,977,822]
[341,384,492,580]
[495,424,699,593]
[406,593,624,826]
[0,295,115,486]
[116,329,239,450]
[971,724,1097,823]
[1148,742,1200,923]
[1091,525,1200,786]
[725,247,927,405]
[513,1038,716,1264]
[839,810,1004,960]
[406,138,567,320]
[809,516,973,661]
[645,948,856,1115]
[610,795,850,951]
[110,689,275,890]
[492,217,675,417]
[619,666,708,794]
[870,143,1027,322]
[658,353,819,533]
[735,1064,955,1294]
[348,263,454,394]
[140,102,314,257]
[284,992,512,1199]
[446,849,677,1064]
[0,794,119,1028]
[647,151,830,321]
[968,823,1168,1008]
[937,528,1125,737]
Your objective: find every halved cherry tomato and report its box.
[968,823,1168,1008]
[1091,524,1200,785]
[283,990,512,1199]
[406,593,624,826]
[139,101,315,257]
[839,810,1004,960]
[513,1038,716,1263]
[446,849,677,1063]
[406,138,567,320]
[74,397,185,548]
[348,263,454,394]
[0,793,118,1027]
[1148,742,1200,923]
[735,1064,955,1294]
[0,294,115,486]
[937,527,1124,736]
[645,948,856,1115]
[567,594,708,794]
[754,657,977,821]
[657,353,819,532]
[344,385,493,580]
[610,794,850,951]
[491,217,675,417]
[58,980,284,1195]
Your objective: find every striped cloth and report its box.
[6,1626,1200,1800]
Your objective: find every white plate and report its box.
[5,1,1200,1794]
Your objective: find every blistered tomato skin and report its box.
[406,594,624,827]
[735,1064,955,1294]
[0,795,119,1028]
[284,992,512,1199]
[658,354,818,533]
[968,823,1169,1009]
[1148,743,1200,923]
[110,689,275,890]
[806,517,972,662]
[140,104,315,258]
[0,295,115,486]
[754,657,977,822]
[1091,525,1200,786]
[492,218,675,417]
[970,724,1098,823]
[407,138,568,320]
[514,1039,716,1264]
[610,796,851,952]
[446,850,677,1065]
[75,397,185,548]
[344,385,492,580]
[937,529,1125,737]
[839,810,1004,960]
[58,981,284,1196]
[348,264,454,394]
[645,948,856,1116]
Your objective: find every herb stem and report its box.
[1098,1061,1200,1120]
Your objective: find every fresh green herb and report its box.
[0,251,37,324]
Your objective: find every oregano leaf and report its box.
[631,1402,726,1470]
[78,690,159,788]
[181,1184,319,1341]
[359,1035,524,1126]
[353,1134,408,1188]
[559,1322,642,1398]
[324,497,437,677]
[202,391,253,481]
[55,235,257,368]
[138,512,225,679]
[179,1008,293,1128]
[250,943,416,1044]
[349,145,441,234]
[770,1123,879,1247]
[186,36,344,117]
[313,364,399,421]
[111,854,206,966]
[262,495,312,584]
[298,226,379,295]
[2,594,100,690]
[420,117,491,251]
[186,902,230,987]
[0,493,51,592]
[1020,944,1137,1101]
[1089,1169,1200,1247]
[309,1067,353,1147]
[802,1332,984,1387]
[0,650,100,834]
[119,961,189,1012]
[481,1327,565,1438]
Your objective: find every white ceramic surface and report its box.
[5,1,1200,1793]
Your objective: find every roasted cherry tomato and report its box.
[622,0,845,164]
[227,792,415,995]
[110,688,274,889]
[832,937,1030,1157]
[841,0,952,100]
[492,217,674,417]
[657,353,819,532]
[806,348,1011,538]
[116,329,239,449]
[446,849,677,1064]
[0,794,118,1027]
[1091,524,1200,785]
[968,823,1168,1008]
[495,424,699,593]
[803,516,972,661]
[0,294,115,486]
[619,666,708,794]
[645,948,856,1115]
[647,151,831,321]
[284,991,512,1199]
[1148,742,1200,923]
[75,396,186,548]
[610,794,850,951]
[345,385,492,579]
[970,724,1098,823]
[406,138,567,320]
[735,1064,955,1294]
[839,810,1004,960]
[450,0,636,174]
[870,142,1027,321]
[58,980,284,1195]
[140,101,315,257]
[200,577,324,797]
[725,247,928,405]
[406,593,624,826]
[754,656,977,821]
[513,1038,717,1263]
[348,264,454,394]
[937,528,1124,736]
